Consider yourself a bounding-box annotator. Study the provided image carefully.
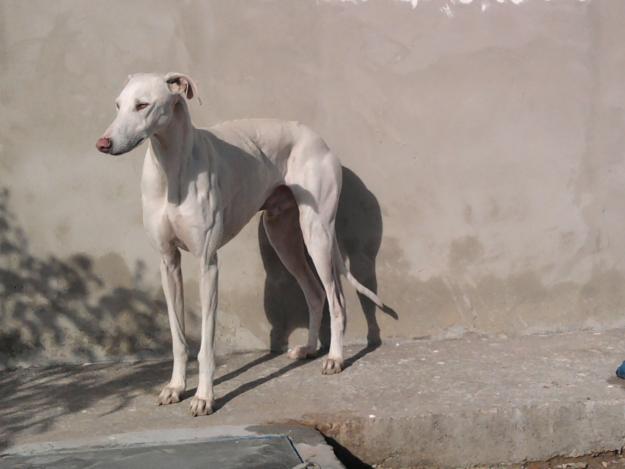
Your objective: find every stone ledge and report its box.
[2,329,625,467]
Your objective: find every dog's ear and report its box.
[165,72,200,103]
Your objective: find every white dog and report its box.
[96,73,385,416]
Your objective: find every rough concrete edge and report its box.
[248,423,346,469]
[0,424,344,469]
[293,401,625,468]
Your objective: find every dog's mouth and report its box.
[109,136,147,156]
[134,136,146,149]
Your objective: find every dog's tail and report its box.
[332,236,384,309]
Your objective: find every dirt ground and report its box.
[370,451,625,469]
[519,452,625,469]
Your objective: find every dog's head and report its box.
[96,72,198,155]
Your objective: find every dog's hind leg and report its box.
[286,133,346,373]
[298,209,346,374]
[262,199,325,359]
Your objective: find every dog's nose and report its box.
[96,137,112,153]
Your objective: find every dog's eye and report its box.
[115,102,120,110]
[135,102,149,112]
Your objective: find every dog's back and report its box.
[206,118,327,169]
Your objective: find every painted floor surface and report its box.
[0,435,303,469]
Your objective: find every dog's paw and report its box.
[157,385,184,405]
[287,345,316,360]
[321,357,344,375]
[190,396,214,417]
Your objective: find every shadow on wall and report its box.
[0,187,182,369]
[260,166,395,352]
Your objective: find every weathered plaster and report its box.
[1,0,623,366]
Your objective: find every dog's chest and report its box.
[165,195,213,255]
[143,187,213,256]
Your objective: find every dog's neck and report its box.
[148,99,194,201]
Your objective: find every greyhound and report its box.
[96,72,385,416]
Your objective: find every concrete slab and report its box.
[0,425,342,469]
[2,329,625,467]
[1,435,302,469]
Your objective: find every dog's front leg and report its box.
[190,251,218,416]
[157,248,188,405]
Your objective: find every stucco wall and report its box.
[2,0,624,367]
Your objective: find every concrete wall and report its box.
[2,0,624,367]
